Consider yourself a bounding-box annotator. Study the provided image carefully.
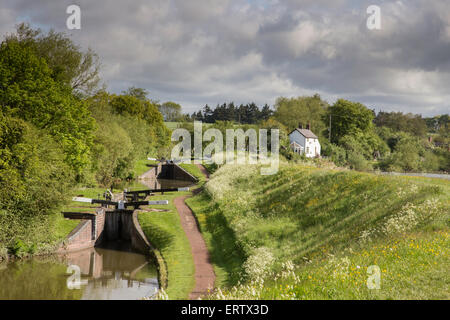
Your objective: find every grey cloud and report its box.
[1,0,449,115]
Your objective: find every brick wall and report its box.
[58,206,155,255]
[95,208,106,244]
[58,207,106,253]
[58,220,95,252]
[138,163,162,180]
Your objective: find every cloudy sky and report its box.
[1,0,450,116]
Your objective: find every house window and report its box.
[306,147,309,154]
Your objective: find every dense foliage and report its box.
[188,102,273,124]
[183,94,449,173]
[0,25,169,257]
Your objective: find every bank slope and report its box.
[186,163,450,299]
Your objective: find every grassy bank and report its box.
[133,159,154,177]
[138,190,195,299]
[186,162,449,299]
[136,163,206,299]
[179,163,208,185]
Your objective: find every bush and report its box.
[0,114,71,253]
[321,142,346,166]
[347,151,372,171]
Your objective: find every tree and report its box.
[91,119,133,186]
[158,101,182,121]
[110,94,164,126]
[260,118,288,151]
[0,39,95,176]
[374,111,427,137]
[185,102,273,124]
[339,131,389,160]
[273,94,328,134]
[123,86,149,101]
[260,104,273,121]
[379,137,423,172]
[325,99,374,143]
[202,104,214,123]
[6,23,101,96]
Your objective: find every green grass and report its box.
[137,190,195,300]
[202,163,219,175]
[213,230,449,300]
[164,122,181,130]
[51,215,80,240]
[179,163,207,185]
[133,158,155,177]
[187,163,450,299]
[283,230,449,300]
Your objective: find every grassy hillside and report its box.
[186,163,449,299]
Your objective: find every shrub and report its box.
[347,151,372,171]
[0,114,70,253]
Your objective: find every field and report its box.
[186,162,450,299]
[164,122,181,130]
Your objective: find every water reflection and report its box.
[0,257,82,300]
[0,244,158,300]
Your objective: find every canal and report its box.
[0,178,194,300]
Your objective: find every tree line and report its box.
[0,24,170,256]
[178,94,449,174]
[272,96,449,173]
[184,102,273,124]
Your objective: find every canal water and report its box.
[0,244,159,300]
[0,178,194,300]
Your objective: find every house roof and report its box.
[289,128,318,139]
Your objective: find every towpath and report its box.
[173,164,214,299]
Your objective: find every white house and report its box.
[288,125,321,158]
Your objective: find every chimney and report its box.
[306,122,310,130]
[298,123,303,129]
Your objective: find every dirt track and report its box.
[173,164,215,299]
